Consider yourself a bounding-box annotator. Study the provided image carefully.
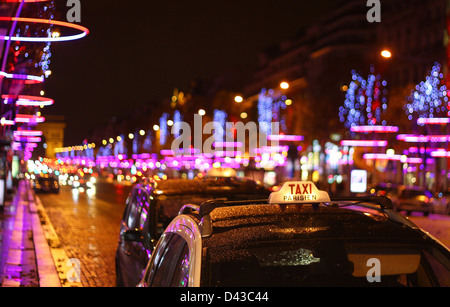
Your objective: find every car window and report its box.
[150,234,189,287]
[204,240,450,287]
[422,249,450,286]
[170,243,190,287]
[143,233,172,283]
[138,191,150,231]
[125,190,142,229]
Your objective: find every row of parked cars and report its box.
[114,175,450,287]
[368,183,450,216]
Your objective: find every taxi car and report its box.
[115,176,271,287]
[138,181,450,287]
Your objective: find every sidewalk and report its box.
[0,179,62,287]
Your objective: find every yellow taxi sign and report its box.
[268,181,330,204]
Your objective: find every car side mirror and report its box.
[123,229,142,242]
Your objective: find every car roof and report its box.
[142,177,271,196]
[199,203,428,249]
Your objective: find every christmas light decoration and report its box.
[267,134,304,141]
[159,113,169,145]
[15,114,45,124]
[0,17,89,42]
[339,67,388,130]
[363,153,422,164]
[340,140,388,147]
[172,110,182,138]
[405,62,448,123]
[397,134,450,142]
[350,125,398,133]
[213,109,227,143]
[13,130,42,137]
[417,117,450,125]
[2,95,54,107]
[0,71,44,83]
[257,89,288,135]
[430,150,450,157]
[142,132,153,152]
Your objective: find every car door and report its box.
[132,189,155,278]
[147,232,191,287]
[117,188,140,286]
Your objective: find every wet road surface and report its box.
[37,180,131,287]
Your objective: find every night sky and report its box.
[44,0,339,145]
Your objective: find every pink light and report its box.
[160,149,174,156]
[0,118,14,126]
[397,134,450,142]
[363,153,401,161]
[14,136,41,143]
[132,153,151,159]
[13,130,42,137]
[397,134,429,142]
[267,134,304,141]
[350,125,399,133]
[4,0,49,2]
[340,140,388,147]
[0,71,44,83]
[408,147,444,154]
[403,157,423,164]
[213,141,243,147]
[253,145,289,153]
[213,150,243,157]
[0,17,89,42]
[364,153,423,164]
[430,150,450,157]
[15,114,45,124]
[3,94,54,107]
[14,95,53,107]
[417,117,450,125]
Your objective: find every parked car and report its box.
[115,177,271,287]
[32,175,60,194]
[396,187,433,216]
[368,183,404,205]
[138,181,450,287]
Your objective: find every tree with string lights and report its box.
[339,67,388,134]
[405,62,449,127]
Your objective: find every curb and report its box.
[30,191,82,287]
[29,192,61,287]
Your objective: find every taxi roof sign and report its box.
[269,181,330,204]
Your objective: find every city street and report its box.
[33,180,450,287]
[36,180,131,287]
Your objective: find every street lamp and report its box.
[381,49,392,59]
[280,81,289,89]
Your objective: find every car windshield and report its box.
[401,189,431,198]
[204,240,450,287]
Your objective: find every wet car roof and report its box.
[152,177,270,196]
[202,204,425,249]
